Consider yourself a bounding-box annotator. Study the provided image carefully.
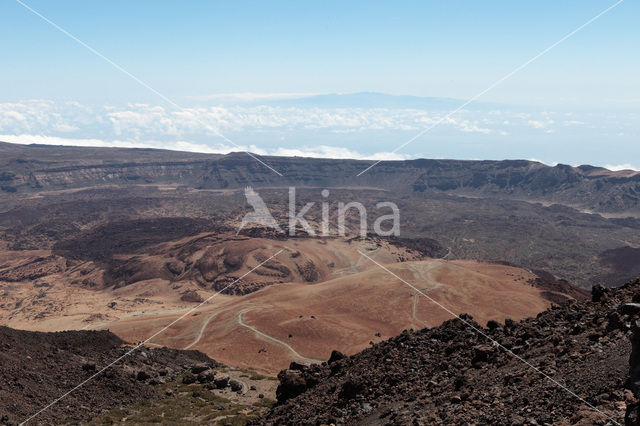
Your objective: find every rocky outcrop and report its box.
[626,320,640,424]
[180,290,203,303]
[258,279,640,425]
[0,326,220,424]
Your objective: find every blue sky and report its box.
[0,1,638,168]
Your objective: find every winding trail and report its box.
[237,308,324,364]
[180,303,323,365]
[183,310,224,350]
[441,247,453,259]
[412,294,429,327]
[405,262,445,328]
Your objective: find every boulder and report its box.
[197,370,214,383]
[471,345,495,366]
[621,303,640,315]
[190,363,210,374]
[328,350,346,364]
[276,369,308,403]
[338,378,364,402]
[182,373,196,385]
[486,320,502,331]
[607,311,624,331]
[214,375,230,389]
[229,380,243,392]
[288,361,307,371]
[591,284,608,303]
[136,370,150,381]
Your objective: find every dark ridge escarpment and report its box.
[1,141,639,215]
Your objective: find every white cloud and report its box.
[0,133,230,154]
[0,134,411,161]
[604,163,639,171]
[458,120,491,134]
[0,100,503,141]
[1,98,635,164]
[527,158,558,167]
[263,145,409,160]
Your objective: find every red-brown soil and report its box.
[103,256,564,374]
[0,234,574,376]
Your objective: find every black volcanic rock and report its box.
[0,326,219,424]
[256,280,640,425]
[276,369,308,403]
[328,350,346,364]
[593,284,609,302]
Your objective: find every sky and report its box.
[0,0,638,169]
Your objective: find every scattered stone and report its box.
[230,380,243,392]
[0,325,220,424]
[214,375,230,389]
[471,345,495,366]
[190,363,209,374]
[197,370,214,383]
[136,370,150,381]
[621,303,640,315]
[182,373,196,385]
[486,320,501,330]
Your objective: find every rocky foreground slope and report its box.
[0,327,217,424]
[259,280,640,425]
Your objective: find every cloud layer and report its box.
[0,98,637,168]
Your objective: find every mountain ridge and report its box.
[1,141,639,215]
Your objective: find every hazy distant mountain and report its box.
[250,91,498,110]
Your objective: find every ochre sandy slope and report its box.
[105,258,551,374]
[1,236,562,374]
